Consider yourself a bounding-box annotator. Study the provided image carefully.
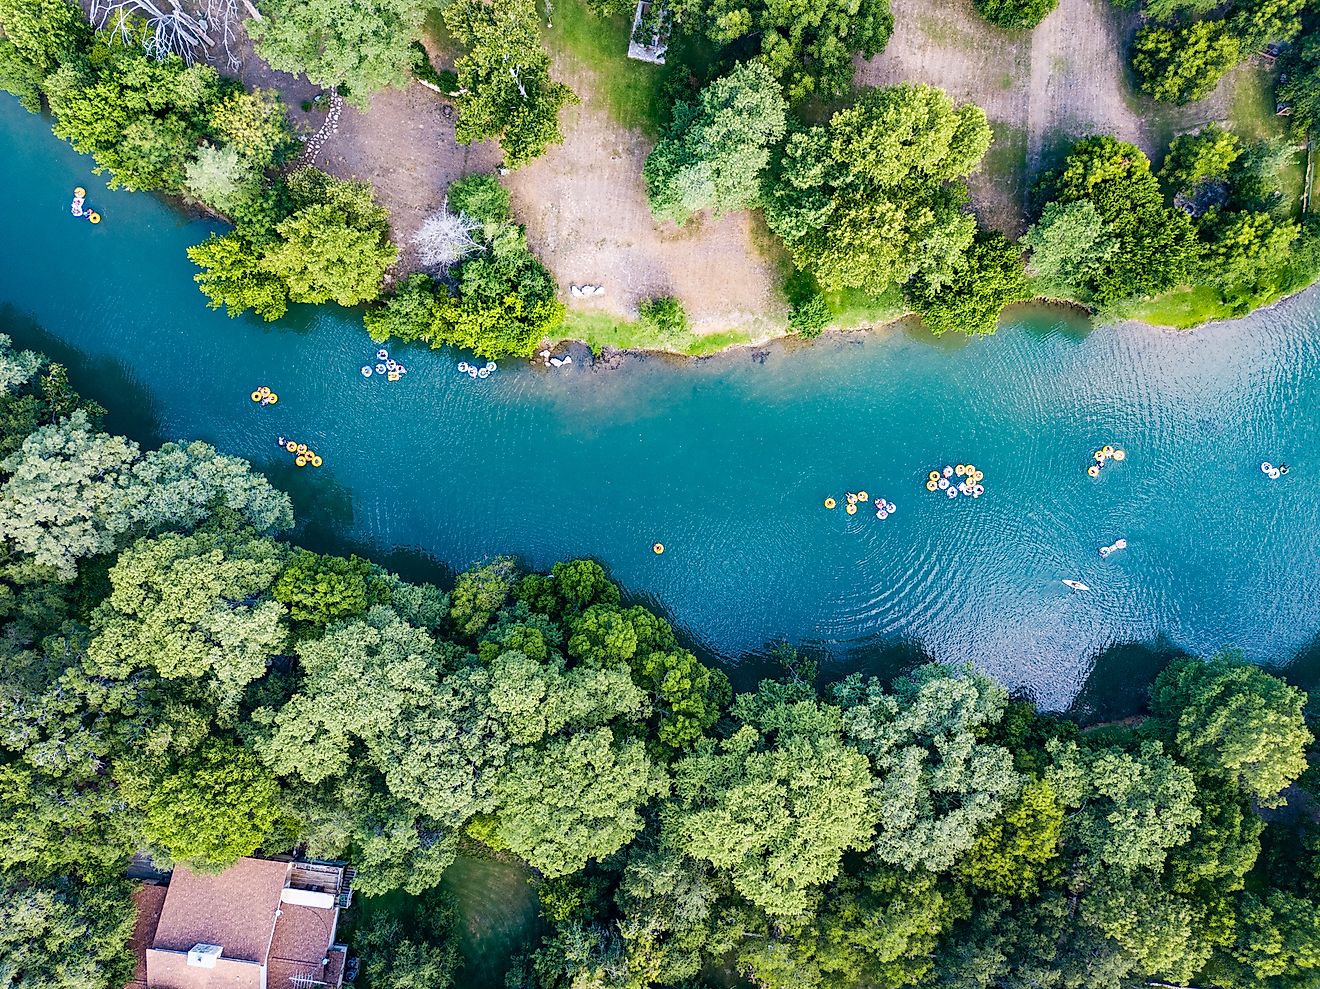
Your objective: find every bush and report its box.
[638,297,689,340]
[972,0,1058,29]
[788,294,831,337]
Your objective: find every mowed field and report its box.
[240,0,1277,336]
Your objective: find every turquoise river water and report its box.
[3,97,1319,711]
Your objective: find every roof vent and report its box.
[187,944,224,968]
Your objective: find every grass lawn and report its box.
[558,309,757,354]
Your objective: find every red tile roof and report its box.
[151,859,289,963]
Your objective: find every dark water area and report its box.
[3,97,1320,713]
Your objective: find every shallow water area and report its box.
[3,97,1319,709]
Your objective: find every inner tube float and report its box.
[477,368,490,379]
[296,443,308,454]
[74,186,86,198]
[286,441,298,453]
[1102,445,1114,457]
[653,543,665,554]
[265,394,278,405]
[857,490,869,502]
[885,502,897,513]
[824,497,836,509]
[1112,449,1126,461]
[1094,450,1105,462]
[929,471,940,481]
[311,455,323,467]
[361,366,372,377]
[377,349,389,360]
[1087,465,1101,478]
[973,484,984,496]
[1268,467,1281,479]
[937,477,949,490]
[946,487,958,498]
[846,503,857,515]
[295,456,307,467]
[926,480,938,491]
[386,360,398,372]
[251,390,262,402]
[486,362,496,371]
[877,510,889,520]
[956,464,966,475]
[942,466,954,477]
[375,363,387,374]
[1261,461,1274,473]
[972,470,984,483]
[387,372,400,382]
[88,212,100,224]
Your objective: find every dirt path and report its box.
[500,51,786,336]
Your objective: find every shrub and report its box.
[638,297,689,340]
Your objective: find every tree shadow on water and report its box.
[0,303,166,445]
[1066,638,1188,726]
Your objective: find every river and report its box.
[3,96,1319,712]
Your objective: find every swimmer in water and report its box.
[278,436,286,447]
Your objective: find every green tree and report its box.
[1278,33,1320,138]
[664,697,878,916]
[764,84,991,295]
[493,727,668,876]
[87,532,288,705]
[1201,209,1299,301]
[1150,655,1313,807]
[643,61,787,224]
[122,741,287,870]
[0,872,136,989]
[353,908,461,989]
[638,297,691,341]
[1131,21,1243,105]
[445,0,578,168]
[0,0,91,111]
[1021,200,1117,298]
[908,232,1029,336]
[450,556,519,637]
[1040,136,1199,303]
[836,665,1024,873]
[273,549,382,624]
[959,777,1064,897]
[972,0,1057,30]
[249,0,430,107]
[668,0,893,100]
[1159,124,1243,198]
[209,87,295,168]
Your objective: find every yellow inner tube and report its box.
[824,497,836,509]
[972,470,984,483]
[88,212,100,224]
[965,464,976,474]
[928,471,940,481]
[286,441,298,453]
[74,186,86,198]
[1113,449,1126,461]
[295,456,307,467]
[250,391,261,402]
[653,543,664,554]
[845,503,857,515]
[926,480,938,491]
[1087,465,1100,477]
[1102,445,1114,456]
[296,443,308,454]
[267,394,278,405]
[956,464,966,475]
[857,490,869,502]
[310,454,322,467]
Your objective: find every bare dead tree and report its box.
[412,204,483,273]
[91,0,243,70]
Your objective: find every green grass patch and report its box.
[557,309,755,354]
[542,0,669,134]
[824,285,910,331]
[684,329,754,355]
[1116,284,1237,328]
[1228,64,1286,143]
[440,856,541,989]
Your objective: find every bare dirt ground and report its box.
[499,50,786,336]
[856,0,1235,234]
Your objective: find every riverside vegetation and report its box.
[0,333,1318,989]
[4,0,1320,358]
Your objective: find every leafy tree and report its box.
[664,696,878,916]
[1131,22,1243,105]
[448,173,513,225]
[0,412,290,579]
[0,336,103,458]
[764,84,991,295]
[1201,209,1299,301]
[249,0,430,107]
[493,727,668,876]
[87,532,288,705]
[668,0,893,100]
[1159,124,1243,199]
[836,665,1023,873]
[629,647,731,752]
[273,549,383,625]
[959,777,1064,897]
[643,61,787,224]
[1021,200,1117,298]
[1278,32,1320,138]
[1047,738,1201,879]
[353,907,461,989]
[209,87,295,168]
[445,0,578,168]
[450,556,519,637]
[788,293,831,337]
[972,0,1058,30]
[549,558,621,615]
[0,872,136,989]
[190,168,396,319]
[1150,655,1313,807]
[363,272,441,344]
[121,741,287,870]
[0,0,91,111]
[45,45,226,192]
[1038,136,1199,304]
[908,232,1029,336]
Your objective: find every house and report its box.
[126,857,354,989]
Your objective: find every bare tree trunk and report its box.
[242,0,262,20]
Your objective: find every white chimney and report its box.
[187,944,224,968]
